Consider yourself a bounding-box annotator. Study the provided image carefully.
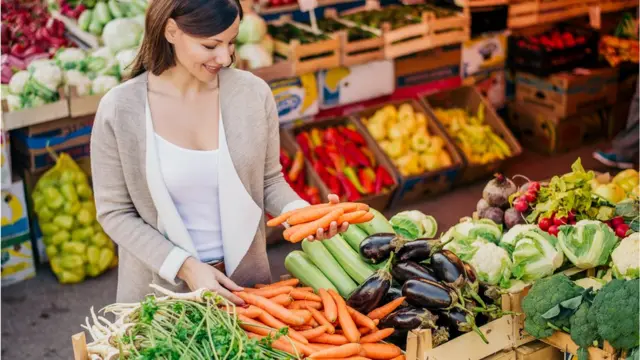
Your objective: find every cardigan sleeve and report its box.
[262,89,309,217]
[90,92,190,285]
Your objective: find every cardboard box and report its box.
[421,86,522,185]
[394,45,462,89]
[515,68,618,118]
[462,31,508,78]
[1,179,36,287]
[318,60,395,109]
[1,132,11,186]
[515,341,563,360]
[507,103,609,154]
[465,69,507,110]
[486,350,517,360]
[270,73,319,123]
[12,118,93,172]
[2,90,70,131]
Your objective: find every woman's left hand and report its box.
[306,194,349,242]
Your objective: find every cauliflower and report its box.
[115,48,138,78]
[55,48,87,70]
[32,65,63,92]
[590,279,639,350]
[91,75,119,94]
[27,59,57,73]
[466,241,512,286]
[9,71,30,94]
[6,94,23,111]
[611,232,639,280]
[64,70,92,97]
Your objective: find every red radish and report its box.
[548,225,559,236]
[529,182,541,191]
[514,199,528,212]
[611,216,625,227]
[539,218,551,231]
[615,224,630,238]
[554,216,568,226]
[568,210,576,222]
[524,191,537,203]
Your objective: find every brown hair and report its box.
[129,0,242,79]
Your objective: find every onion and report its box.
[482,173,517,209]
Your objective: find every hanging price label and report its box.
[297,0,318,12]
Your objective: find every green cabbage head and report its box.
[557,220,618,269]
[440,218,502,245]
[510,228,564,282]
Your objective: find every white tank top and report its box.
[155,134,224,262]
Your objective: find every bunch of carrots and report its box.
[267,202,374,243]
[232,278,406,360]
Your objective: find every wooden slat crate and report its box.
[508,0,598,29]
[2,90,70,131]
[541,331,617,360]
[425,10,471,49]
[589,0,638,29]
[323,9,386,66]
[269,16,341,75]
[464,0,509,7]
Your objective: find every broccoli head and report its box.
[570,302,599,360]
[590,279,640,351]
[522,274,583,339]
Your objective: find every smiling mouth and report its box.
[204,64,221,73]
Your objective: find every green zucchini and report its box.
[302,239,357,298]
[356,208,395,236]
[284,251,337,293]
[323,235,374,284]
[342,225,369,252]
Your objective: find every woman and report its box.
[90,0,348,304]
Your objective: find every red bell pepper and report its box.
[280,148,292,170]
[323,127,346,147]
[323,167,343,196]
[344,142,371,168]
[314,145,333,168]
[326,147,345,171]
[294,170,306,192]
[343,166,367,195]
[336,172,361,201]
[376,166,395,187]
[358,168,375,194]
[296,132,312,158]
[340,127,367,145]
[374,170,384,194]
[288,151,305,182]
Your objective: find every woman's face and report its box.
[165,16,240,82]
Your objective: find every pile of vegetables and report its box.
[236,13,274,70]
[600,12,639,67]
[295,124,396,202]
[475,173,523,228]
[280,147,322,206]
[316,18,378,42]
[4,58,64,111]
[522,274,639,360]
[76,0,146,37]
[362,103,453,177]
[432,104,513,165]
[268,23,330,45]
[31,152,117,284]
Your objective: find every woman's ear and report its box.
[165,19,179,44]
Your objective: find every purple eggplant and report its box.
[359,233,401,264]
[402,278,458,310]
[392,261,438,284]
[379,307,438,330]
[431,250,467,288]
[395,239,441,262]
[347,254,394,314]
[437,309,488,343]
[382,285,404,305]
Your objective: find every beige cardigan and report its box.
[90,69,307,303]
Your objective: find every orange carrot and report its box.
[297,287,314,292]
[259,278,300,290]
[367,297,406,320]
[308,343,337,352]
[390,355,406,360]
[308,343,361,359]
[294,325,314,331]
[347,306,377,331]
[270,294,294,307]
[266,209,297,227]
[290,309,313,324]
[360,343,402,359]
[233,306,263,318]
[288,207,341,226]
[310,333,349,345]
[358,327,372,335]
[247,332,315,357]
[351,212,374,224]
[337,210,368,224]
[328,289,360,343]
[307,306,336,334]
[290,300,323,310]
[247,286,294,298]
[257,310,309,344]
[290,289,323,302]
[283,227,298,241]
[299,325,328,340]
[235,292,305,326]
[319,289,337,323]
[360,328,395,343]
[288,208,344,243]
[255,284,268,289]
[307,317,320,327]
[238,315,278,337]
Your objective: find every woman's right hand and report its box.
[178,257,245,305]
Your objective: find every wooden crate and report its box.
[508,0,598,29]
[236,59,297,83]
[515,341,563,360]
[465,0,509,7]
[589,0,639,29]
[269,16,341,75]
[541,332,617,360]
[2,90,70,131]
[425,9,471,49]
[323,9,386,67]
[68,86,103,118]
[487,350,517,360]
[420,86,522,185]
[290,116,399,211]
[351,99,464,206]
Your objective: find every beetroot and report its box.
[479,207,505,225]
[477,199,490,213]
[482,174,517,209]
[504,208,525,229]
